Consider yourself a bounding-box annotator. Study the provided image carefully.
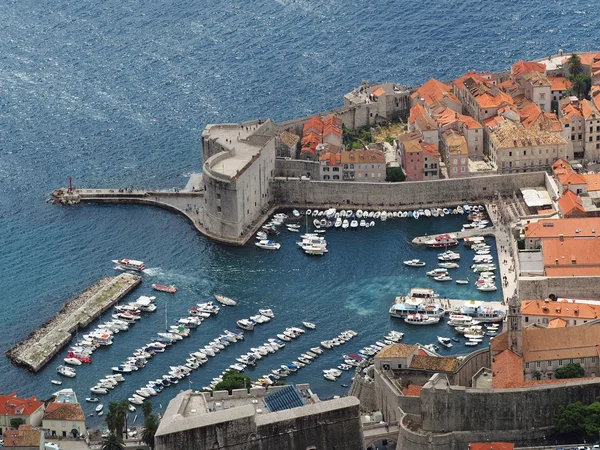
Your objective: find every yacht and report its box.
[460,300,505,322]
[255,240,281,250]
[404,259,426,267]
[64,357,82,366]
[438,251,460,261]
[303,245,328,255]
[437,336,453,348]
[237,319,255,331]
[426,268,448,277]
[112,258,145,271]
[90,386,108,395]
[56,365,76,378]
[404,314,441,325]
[152,284,178,293]
[477,283,497,292]
[438,262,459,269]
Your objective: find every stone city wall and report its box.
[272,172,545,208]
[274,158,320,179]
[453,348,491,387]
[519,275,600,300]
[349,372,377,413]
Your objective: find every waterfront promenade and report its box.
[6,273,140,372]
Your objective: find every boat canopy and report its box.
[348,353,363,360]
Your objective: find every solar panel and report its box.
[264,385,305,412]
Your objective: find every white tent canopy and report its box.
[521,188,552,208]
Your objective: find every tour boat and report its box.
[302,321,316,330]
[404,314,440,325]
[404,259,426,267]
[214,294,237,306]
[112,258,145,272]
[389,288,444,318]
[51,380,62,385]
[255,240,281,250]
[460,300,504,322]
[152,284,178,293]
[425,234,459,248]
[463,236,486,246]
[236,319,255,331]
[447,314,476,326]
[56,365,76,378]
[437,336,453,348]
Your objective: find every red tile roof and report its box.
[521,299,600,320]
[492,349,524,388]
[3,425,42,448]
[543,238,600,277]
[547,318,568,328]
[558,190,585,217]
[303,116,323,135]
[512,60,546,78]
[43,402,85,422]
[402,385,423,397]
[0,393,44,417]
[524,218,600,239]
[454,72,495,92]
[319,151,341,166]
[413,78,461,107]
[470,443,514,450]
[548,77,572,92]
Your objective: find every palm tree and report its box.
[567,53,583,77]
[142,399,153,422]
[572,75,587,99]
[141,414,159,450]
[101,432,125,450]
[106,399,130,439]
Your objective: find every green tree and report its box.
[386,167,406,182]
[142,399,153,422]
[571,75,591,99]
[106,399,130,439]
[555,362,585,379]
[532,370,542,381]
[10,418,25,429]
[214,370,252,394]
[384,136,396,145]
[141,414,159,450]
[101,432,125,450]
[555,401,586,435]
[567,53,583,77]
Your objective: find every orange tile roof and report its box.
[434,107,483,130]
[403,139,439,159]
[43,402,85,422]
[402,385,423,397]
[490,331,508,355]
[375,344,417,358]
[547,318,567,328]
[0,393,43,417]
[341,150,385,164]
[522,325,600,362]
[583,173,600,191]
[543,238,600,277]
[443,130,468,155]
[518,102,560,132]
[470,443,514,450]
[512,59,546,78]
[303,116,323,135]
[592,86,600,111]
[483,115,504,129]
[548,77,572,92]
[562,52,600,67]
[4,425,42,448]
[561,103,583,122]
[409,355,460,372]
[319,151,341,166]
[476,91,514,109]
[409,104,437,131]
[414,78,461,107]
[581,99,600,121]
[558,190,585,217]
[524,218,600,239]
[454,72,495,92]
[492,349,524,388]
[551,159,587,186]
[372,87,385,97]
[521,299,600,320]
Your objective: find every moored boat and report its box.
[112,258,145,271]
[404,314,440,325]
[404,259,426,267]
[214,294,237,306]
[425,234,458,248]
[152,284,178,293]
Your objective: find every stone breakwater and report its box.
[6,272,141,372]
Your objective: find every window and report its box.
[217,206,222,213]
[332,167,339,172]
[333,175,339,180]
[365,173,368,177]
[523,150,527,156]
[570,359,574,364]
[509,151,512,157]
[461,166,466,172]
[526,362,530,369]
[559,360,563,366]
[350,164,354,169]
[344,164,348,169]
[323,175,330,180]
[538,149,541,155]
[425,163,428,168]
[581,358,585,364]
[593,357,597,363]
[547,360,552,367]
[536,361,541,368]
[540,103,545,110]
[323,167,330,172]
[453,167,457,173]
[475,137,479,142]
[216,193,221,200]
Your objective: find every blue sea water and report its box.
[1,0,599,428]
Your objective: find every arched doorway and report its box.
[367,438,397,450]
[71,429,79,438]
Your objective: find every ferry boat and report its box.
[404,314,441,325]
[447,314,477,326]
[460,300,505,322]
[425,234,459,248]
[152,284,178,293]
[112,258,145,272]
[389,289,445,319]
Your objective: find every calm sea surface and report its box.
[1,0,599,428]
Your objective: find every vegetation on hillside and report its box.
[343,124,372,149]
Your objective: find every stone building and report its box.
[0,394,44,436]
[42,403,86,438]
[319,151,341,181]
[399,138,439,181]
[558,97,600,161]
[155,386,364,450]
[3,424,44,450]
[341,150,386,182]
[521,298,600,327]
[441,130,469,177]
[277,131,299,158]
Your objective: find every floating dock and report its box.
[6,272,141,372]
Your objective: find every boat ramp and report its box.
[6,273,141,372]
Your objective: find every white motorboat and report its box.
[323,372,338,381]
[404,259,426,267]
[434,275,452,282]
[350,220,358,229]
[342,219,349,230]
[464,341,479,346]
[438,262,459,269]
[90,386,108,395]
[303,245,328,255]
[356,210,363,218]
[286,226,299,232]
[334,218,342,228]
[381,211,388,221]
[95,404,104,413]
[86,397,99,403]
[302,321,316,329]
[477,283,497,292]
[50,380,62,385]
[437,336,453,348]
[214,294,237,306]
[57,365,76,378]
[359,219,366,227]
[438,251,460,261]
[255,240,281,250]
[112,258,145,272]
[426,268,448,277]
[404,314,440,325]
[236,319,255,331]
[455,279,469,285]
[259,308,274,318]
[64,357,82,366]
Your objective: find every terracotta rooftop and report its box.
[454,71,495,92]
[584,173,600,191]
[581,99,600,121]
[303,116,323,135]
[403,139,439,159]
[409,104,437,131]
[512,59,546,78]
[402,385,423,397]
[319,151,341,166]
[562,52,600,68]
[372,87,385,97]
[412,78,460,107]
[548,317,568,328]
[489,119,565,149]
[522,71,551,87]
[340,150,385,164]
[519,102,561,132]
[521,299,600,320]
[4,425,42,448]
[43,402,85,422]
[593,86,600,111]
[469,443,514,450]
[0,393,43,417]
[490,331,508,355]
[524,217,600,239]
[492,349,524,388]
[409,355,460,372]
[279,131,299,148]
[543,238,600,277]
[323,115,343,138]
[548,77,572,92]
[522,325,600,362]
[558,190,585,217]
[375,344,417,359]
[443,130,468,156]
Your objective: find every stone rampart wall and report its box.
[519,275,600,300]
[453,348,491,387]
[275,159,320,179]
[272,172,545,208]
[349,373,377,413]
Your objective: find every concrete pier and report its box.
[6,273,140,372]
[411,227,495,245]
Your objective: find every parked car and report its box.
[45,443,60,450]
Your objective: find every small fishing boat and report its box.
[302,321,316,330]
[152,284,178,293]
[404,259,426,267]
[86,397,99,403]
[214,294,237,306]
[96,404,104,413]
[50,380,62,385]
[455,279,469,285]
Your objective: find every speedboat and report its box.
[302,321,316,330]
[438,262,459,269]
[426,268,448,277]
[57,365,76,378]
[404,259,426,267]
[455,279,469,285]
[86,397,99,403]
[152,284,178,293]
[214,294,237,306]
[259,309,274,318]
[255,240,281,250]
[90,386,108,395]
[112,258,145,272]
[433,275,452,282]
[437,336,453,348]
[95,404,104,413]
[237,319,255,331]
[50,380,62,385]
[64,357,82,366]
